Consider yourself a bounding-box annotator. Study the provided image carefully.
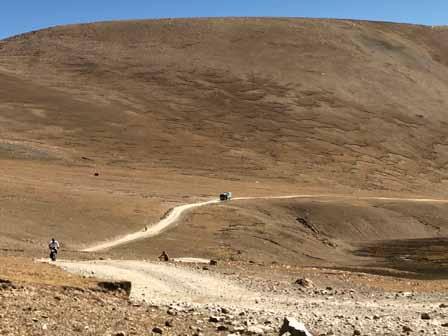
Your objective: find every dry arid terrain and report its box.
[1,18,448,335]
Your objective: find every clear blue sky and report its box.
[1,0,446,39]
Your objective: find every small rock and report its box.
[209,316,220,323]
[232,325,245,333]
[217,325,228,331]
[167,309,177,316]
[353,330,361,336]
[402,325,413,333]
[421,313,431,320]
[440,303,448,308]
[72,325,83,332]
[210,260,218,266]
[279,317,312,336]
[165,321,173,328]
[152,327,163,334]
[246,325,264,335]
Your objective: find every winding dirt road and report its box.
[83,199,220,252]
[48,194,448,335]
[83,194,448,252]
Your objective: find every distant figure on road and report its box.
[158,251,169,262]
[48,238,60,261]
[48,238,60,251]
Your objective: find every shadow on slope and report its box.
[354,238,448,279]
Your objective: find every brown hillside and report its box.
[1,19,448,192]
[1,19,448,268]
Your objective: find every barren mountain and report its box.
[1,18,448,271]
[2,18,448,336]
[2,18,448,191]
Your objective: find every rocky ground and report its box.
[0,280,219,336]
[2,258,441,336]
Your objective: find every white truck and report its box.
[219,192,232,201]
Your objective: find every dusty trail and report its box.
[83,199,220,252]
[83,194,448,252]
[57,259,260,307]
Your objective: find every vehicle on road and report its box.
[220,192,232,201]
[49,247,58,261]
[48,238,60,261]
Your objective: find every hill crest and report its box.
[1,18,448,194]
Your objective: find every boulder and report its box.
[0,279,15,290]
[294,278,313,288]
[279,317,312,336]
[97,281,131,296]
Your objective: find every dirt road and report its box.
[83,199,220,252]
[83,194,448,252]
[57,259,259,307]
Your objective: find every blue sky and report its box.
[1,1,446,39]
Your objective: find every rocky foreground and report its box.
[1,259,448,336]
[0,279,296,336]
